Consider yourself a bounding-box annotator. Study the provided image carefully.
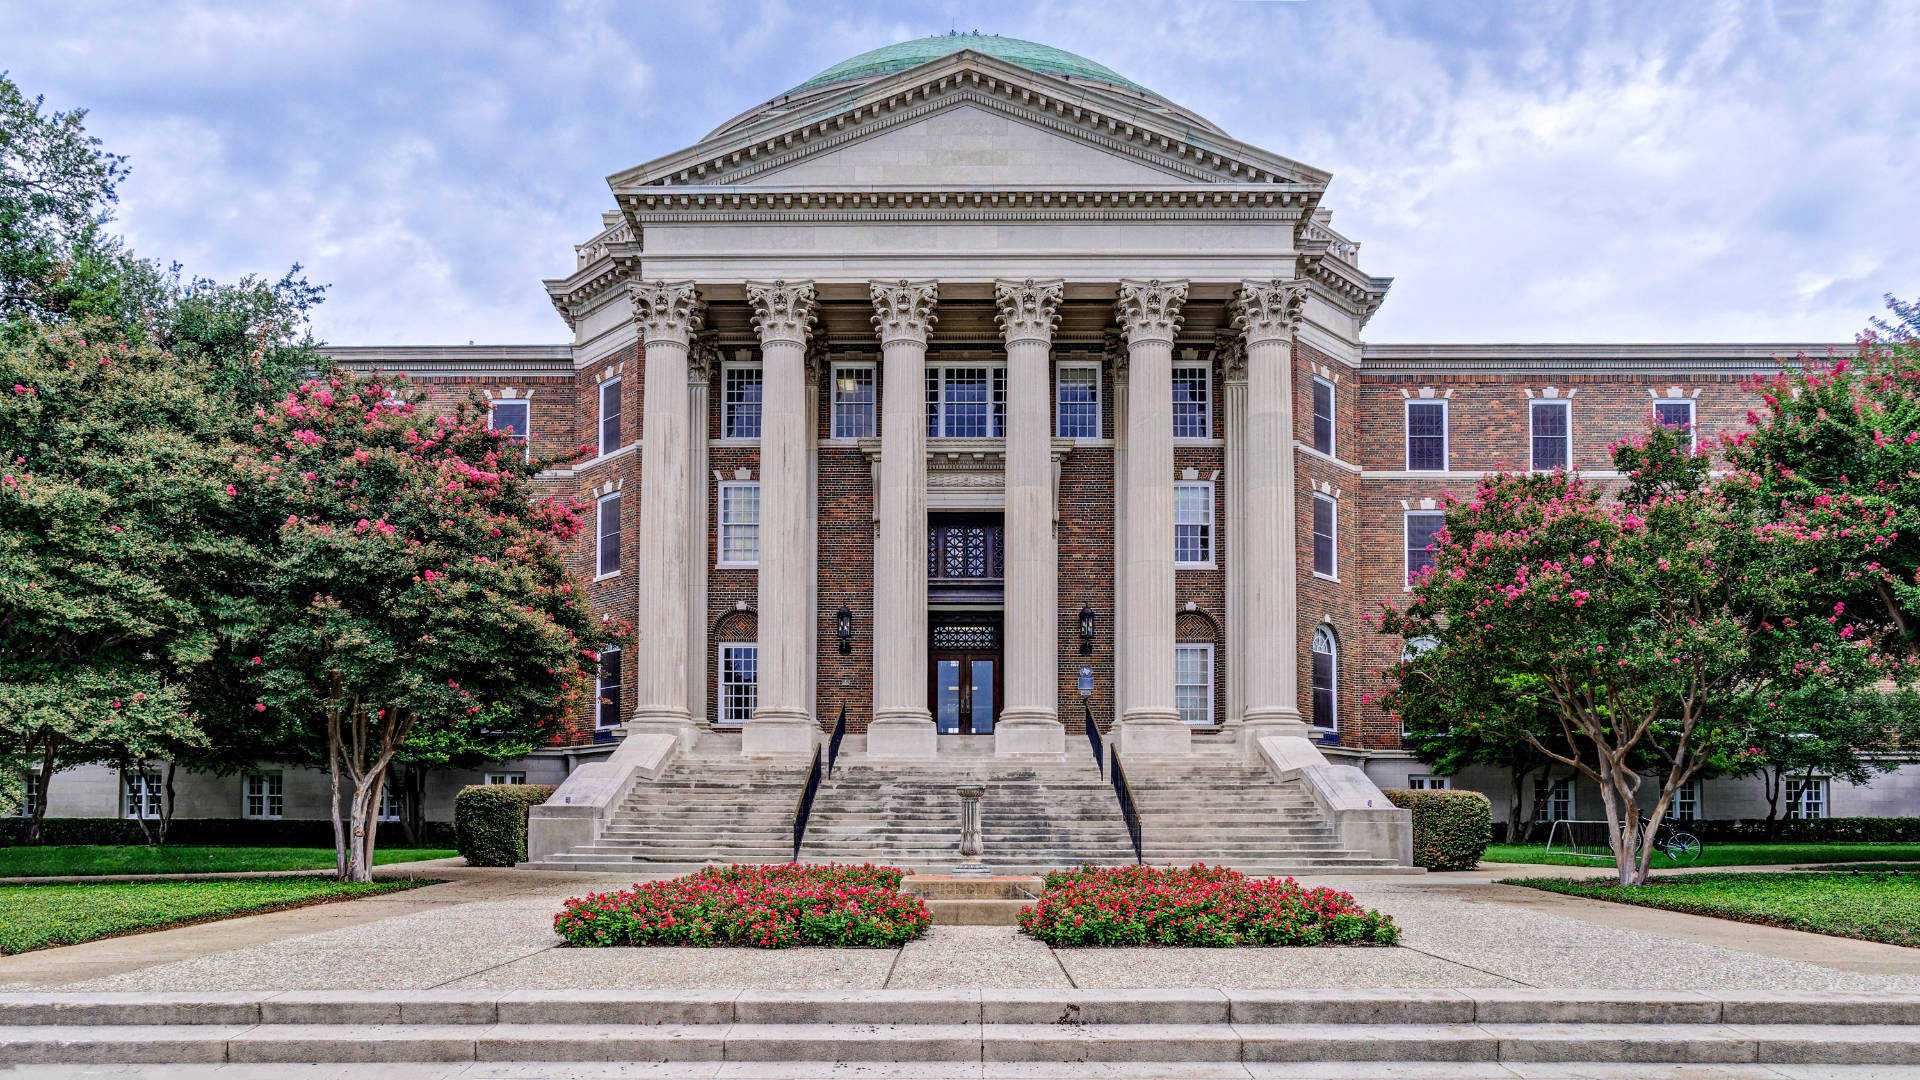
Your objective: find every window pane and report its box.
[1407,402,1445,470]
[833,366,876,439]
[1174,483,1211,565]
[720,484,759,564]
[1310,631,1336,729]
[723,366,764,439]
[1172,366,1209,438]
[599,380,621,452]
[1653,401,1691,428]
[721,645,758,723]
[1312,496,1336,577]
[1058,366,1099,438]
[1405,512,1444,584]
[597,494,621,575]
[597,646,622,729]
[1312,380,1334,455]
[1531,402,1569,471]
[943,368,991,438]
[490,401,529,441]
[1174,645,1212,725]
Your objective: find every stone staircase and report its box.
[1125,740,1420,875]
[798,734,1140,873]
[519,731,807,874]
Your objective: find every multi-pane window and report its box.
[595,492,621,577]
[722,363,764,439]
[1174,644,1214,726]
[1786,777,1828,820]
[1312,494,1337,578]
[1311,377,1335,455]
[1172,365,1211,438]
[1173,482,1214,567]
[832,363,876,439]
[1534,777,1574,822]
[18,772,38,817]
[1405,511,1444,586]
[1407,775,1451,790]
[484,773,526,785]
[1531,400,1570,471]
[1671,778,1702,821]
[926,365,1006,438]
[378,784,402,822]
[718,482,760,567]
[598,378,622,456]
[1406,401,1447,471]
[489,400,530,459]
[719,644,759,724]
[596,646,623,730]
[1654,399,1695,448]
[123,771,163,819]
[1310,627,1337,730]
[1056,363,1101,439]
[1400,637,1438,736]
[244,773,283,820]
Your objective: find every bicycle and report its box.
[1651,821,1703,865]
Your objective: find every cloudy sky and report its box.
[4,1,1914,345]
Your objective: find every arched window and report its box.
[1402,636,1438,662]
[1311,627,1337,730]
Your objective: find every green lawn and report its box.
[0,845,456,878]
[1508,870,1920,947]
[0,878,429,954]
[1484,842,1920,869]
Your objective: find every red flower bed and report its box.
[553,863,930,949]
[1020,864,1400,947]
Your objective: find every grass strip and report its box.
[0,846,456,878]
[1484,842,1920,869]
[0,877,429,954]
[1506,870,1920,947]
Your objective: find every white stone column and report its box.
[1232,280,1311,741]
[867,280,940,758]
[627,281,704,750]
[742,280,819,756]
[995,279,1067,755]
[1113,279,1191,756]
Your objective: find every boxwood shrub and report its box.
[1386,788,1493,871]
[453,784,556,867]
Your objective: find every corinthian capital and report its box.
[629,280,705,347]
[1114,279,1188,345]
[746,280,817,346]
[1231,279,1309,346]
[869,280,939,346]
[994,278,1064,347]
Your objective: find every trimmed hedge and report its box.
[0,818,453,847]
[453,784,556,867]
[1668,817,1920,843]
[1385,789,1493,871]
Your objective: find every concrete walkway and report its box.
[3,868,1917,995]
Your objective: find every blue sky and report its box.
[4,1,1914,345]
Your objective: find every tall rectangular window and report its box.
[1672,778,1701,821]
[1654,398,1695,448]
[1405,511,1445,586]
[1312,493,1337,578]
[1534,777,1574,822]
[1311,377,1335,455]
[1173,482,1214,567]
[832,363,876,439]
[596,645,623,730]
[718,482,760,567]
[489,400,530,459]
[595,492,621,577]
[1056,363,1101,439]
[244,773,283,820]
[1786,777,1827,820]
[1406,401,1447,471]
[926,365,1006,438]
[719,643,759,724]
[1172,365,1211,438]
[1174,644,1214,726]
[123,771,162,819]
[1531,400,1570,471]
[722,363,764,439]
[598,378,622,456]
[378,784,403,822]
[18,772,38,817]
[1310,627,1337,730]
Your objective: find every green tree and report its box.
[0,71,130,322]
[240,373,613,880]
[1731,687,1916,836]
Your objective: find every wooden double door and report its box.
[928,616,1001,735]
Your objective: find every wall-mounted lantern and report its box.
[836,605,854,654]
[1078,605,1097,654]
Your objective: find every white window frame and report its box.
[595,491,621,579]
[1173,481,1215,568]
[488,399,531,461]
[122,770,163,820]
[1786,777,1828,820]
[1310,376,1336,456]
[1534,776,1575,822]
[243,772,283,821]
[719,642,759,725]
[1404,510,1445,589]
[1405,399,1448,471]
[597,378,622,457]
[1311,493,1338,580]
[1055,361,1101,440]
[1530,399,1571,472]
[1171,364,1212,439]
[831,362,876,440]
[377,783,403,822]
[721,360,764,441]
[1310,626,1338,731]
[1407,775,1451,790]
[1174,643,1215,727]
[484,773,527,785]
[1653,398,1696,449]
[925,363,1007,439]
[18,771,39,817]
[717,481,761,568]
[1671,777,1702,822]
[596,645,623,730]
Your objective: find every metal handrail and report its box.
[1110,752,1143,864]
[1084,701,1104,779]
[827,705,847,778]
[792,743,822,862]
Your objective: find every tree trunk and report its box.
[344,764,389,883]
[128,762,154,846]
[25,739,55,845]
[327,725,347,880]
[1508,762,1536,844]
[1762,766,1783,841]
[158,761,177,845]
[400,765,427,847]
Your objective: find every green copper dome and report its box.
[788,33,1155,98]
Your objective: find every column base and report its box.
[866,711,937,758]
[994,710,1065,756]
[1115,708,1192,756]
[624,708,702,753]
[741,708,819,757]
